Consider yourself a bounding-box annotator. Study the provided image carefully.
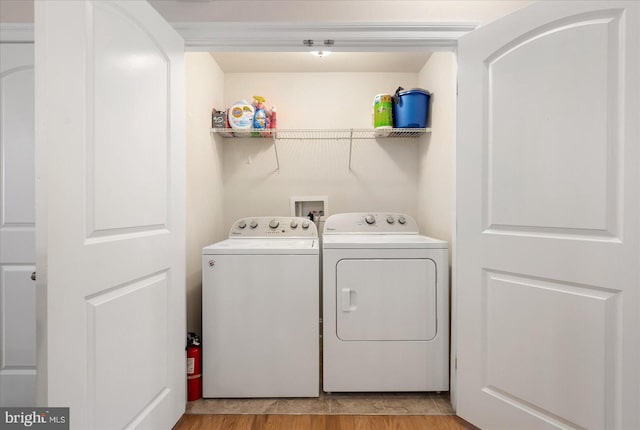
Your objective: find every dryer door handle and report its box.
[341,288,357,312]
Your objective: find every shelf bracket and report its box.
[348,129,353,173]
[272,133,281,173]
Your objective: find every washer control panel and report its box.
[323,213,418,234]
[229,217,317,237]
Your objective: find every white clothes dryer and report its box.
[202,217,319,398]
[322,213,449,392]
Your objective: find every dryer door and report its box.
[336,258,436,341]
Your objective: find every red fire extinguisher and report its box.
[186,332,201,401]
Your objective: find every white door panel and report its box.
[0,43,36,406]
[90,1,169,233]
[457,2,639,429]
[485,272,615,429]
[1,267,36,367]
[1,58,34,227]
[0,265,36,407]
[35,1,185,429]
[487,14,612,233]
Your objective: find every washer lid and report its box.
[203,238,319,255]
[322,234,447,249]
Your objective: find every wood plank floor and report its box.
[172,414,479,430]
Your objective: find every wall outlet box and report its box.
[290,196,328,221]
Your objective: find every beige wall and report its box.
[417,52,456,257]
[185,52,225,335]
[220,72,421,230]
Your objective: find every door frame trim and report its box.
[6,15,466,413]
[0,22,476,49]
[172,21,476,52]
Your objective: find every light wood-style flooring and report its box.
[187,392,453,415]
[172,414,479,430]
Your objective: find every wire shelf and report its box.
[209,127,431,173]
[210,128,430,140]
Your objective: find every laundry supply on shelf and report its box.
[211,108,227,129]
[252,95,268,136]
[373,94,393,129]
[228,100,255,130]
[392,86,431,128]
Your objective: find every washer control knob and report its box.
[398,216,406,225]
[269,219,279,229]
[301,220,310,229]
[249,220,258,229]
[237,220,247,229]
[290,220,299,229]
[386,216,395,224]
[365,215,376,225]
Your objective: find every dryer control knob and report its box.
[365,215,376,225]
[269,219,279,229]
[386,216,395,224]
[301,220,310,229]
[249,220,258,229]
[290,220,299,229]
[237,220,247,229]
[398,216,406,225]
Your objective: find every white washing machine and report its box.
[202,217,319,398]
[322,213,449,392]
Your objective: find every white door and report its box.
[456,1,639,429]
[0,43,36,406]
[34,1,185,429]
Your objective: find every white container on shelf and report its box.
[228,101,254,129]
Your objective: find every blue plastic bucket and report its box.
[393,88,430,128]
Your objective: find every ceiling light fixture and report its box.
[309,50,332,58]
[304,40,335,57]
